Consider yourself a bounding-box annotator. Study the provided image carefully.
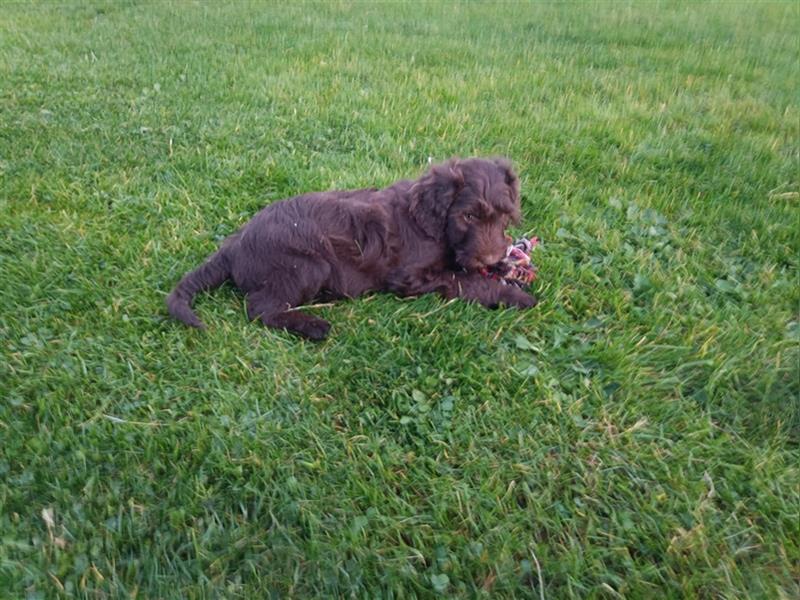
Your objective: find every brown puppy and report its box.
[167,158,537,340]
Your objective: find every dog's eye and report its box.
[464,213,475,222]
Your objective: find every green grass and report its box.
[1,1,798,597]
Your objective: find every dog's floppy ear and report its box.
[409,160,464,238]
[493,157,521,224]
[493,157,520,198]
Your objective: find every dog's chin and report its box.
[456,255,495,273]
[455,258,478,272]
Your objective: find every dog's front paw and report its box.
[299,317,331,341]
[501,287,538,309]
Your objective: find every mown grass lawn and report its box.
[1,1,798,598]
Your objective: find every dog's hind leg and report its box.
[245,261,332,341]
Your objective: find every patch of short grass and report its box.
[1,2,798,597]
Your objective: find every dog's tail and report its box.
[166,250,230,329]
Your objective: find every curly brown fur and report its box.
[166,157,537,340]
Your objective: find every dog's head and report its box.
[410,157,521,271]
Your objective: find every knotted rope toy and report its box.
[481,236,539,287]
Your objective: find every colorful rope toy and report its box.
[481,236,539,287]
